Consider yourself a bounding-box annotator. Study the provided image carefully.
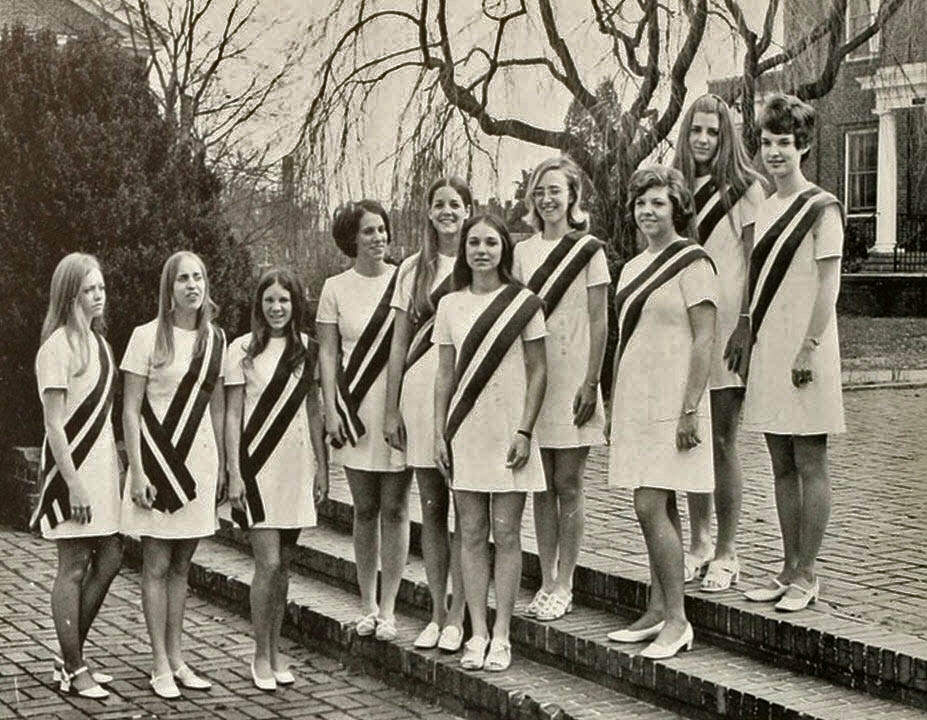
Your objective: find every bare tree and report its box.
[298,0,908,253]
[111,0,304,166]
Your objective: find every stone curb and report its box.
[842,368,927,389]
[315,497,927,711]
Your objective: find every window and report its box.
[847,0,880,61]
[845,129,878,213]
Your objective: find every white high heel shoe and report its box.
[639,622,694,660]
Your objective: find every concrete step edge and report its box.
[213,520,927,719]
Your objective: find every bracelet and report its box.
[681,406,698,416]
[585,380,598,389]
[516,429,532,440]
[804,336,821,348]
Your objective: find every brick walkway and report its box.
[0,532,462,720]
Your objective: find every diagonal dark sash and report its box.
[334,268,399,446]
[31,333,115,531]
[694,177,748,246]
[232,351,312,528]
[405,271,455,371]
[140,324,224,513]
[748,187,842,341]
[613,242,716,373]
[444,286,543,444]
[525,231,605,318]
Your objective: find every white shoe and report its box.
[273,668,296,685]
[251,660,277,691]
[149,671,181,699]
[61,666,109,699]
[413,621,441,649]
[53,656,112,685]
[774,579,819,612]
[607,621,665,643]
[173,663,211,690]
[639,623,694,660]
[744,577,788,602]
[438,625,464,653]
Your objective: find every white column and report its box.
[873,108,897,254]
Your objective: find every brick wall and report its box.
[0,447,41,531]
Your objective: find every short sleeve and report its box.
[585,245,611,287]
[35,331,70,394]
[522,305,548,342]
[512,243,525,283]
[433,296,453,345]
[224,335,247,386]
[217,328,227,379]
[738,181,766,229]
[391,260,415,312]
[680,258,718,309]
[813,203,844,260]
[316,277,339,324]
[120,325,151,377]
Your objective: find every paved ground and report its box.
[0,533,463,720]
[327,385,927,640]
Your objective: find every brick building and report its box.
[710,0,927,261]
[0,0,136,45]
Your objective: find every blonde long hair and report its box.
[41,253,105,377]
[152,251,218,368]
[522,156,589,232]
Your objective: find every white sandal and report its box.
[61,666,109,699]
[460,636,489,670]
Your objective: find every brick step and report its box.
[124,535,684,720]
[315,491,927,710]
[212,519,925,720]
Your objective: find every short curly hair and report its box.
[625,165,696,238]
[758,93,815,150]
[331,199,391,258]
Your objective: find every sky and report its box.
[143,0,784,202]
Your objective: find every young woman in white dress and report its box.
[32,253,123,699]
[434,214,548,672]
[225,268,329,690]
[606,166,717,660]
[121,251,226,698]
[514,157,609,622]
[741,95,845,612]
[384,177,471,651]
[317,200,412,642]
[673,95,767,592]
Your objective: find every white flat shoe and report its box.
[273,668,296,685]
[251,660,277,691]
[149,671,181,699]
[607,621,665,643]
[744,577,789,602]
[414,621,441,649]
[438,625,464,653]
[639,623,694,660]
[173,663,211,690]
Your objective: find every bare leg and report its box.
[377,469,412,622]
[77,535,123,650]
[710,389,744,562]
[447,500,466,629]
[793,435,831,587]
[140,538,172,677]
[454,491,491,640]
[165,538,199,671]
[416,468,451,626]
[635,488,688,644]
[765,433,801,586]
[271,536,296,672]
[686,491,713,561]
[533,450,559,594]
[52,538,95,691]
[345,468,382,615]
[550,447,589,597]
[489,492,527,642]
[249,529,281,677]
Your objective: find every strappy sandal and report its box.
[53,656,112,685]
[354,611,378,636]
[536,590,573,622]
[700,557,740,593]
[375,616,398,642]
[460,636,489,670]
[60,666,109,699]
[683,547,713,583]
[524,589,550,617]
[484,638,512,672]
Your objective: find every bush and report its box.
[0,27,252,448]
